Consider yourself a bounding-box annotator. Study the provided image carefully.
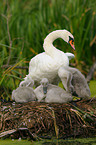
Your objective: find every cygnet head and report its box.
[19,79,34,87]
[40,78,49,94]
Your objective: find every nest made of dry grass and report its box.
[0,98,96,139]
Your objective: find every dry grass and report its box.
[0,98,96,139]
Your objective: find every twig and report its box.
[86,61,96,82]
[48,107,59,139]
[1,65,28,69]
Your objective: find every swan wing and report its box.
[29,52,55,73]
[65,53,75,60]
[28,52,58,82]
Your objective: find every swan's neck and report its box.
[43,30,68,57]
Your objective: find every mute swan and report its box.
[20,30,75,86]
[34,78,73,103]
[12,80,37,103]
[58,66,91,98]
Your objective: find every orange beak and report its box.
[69,40,75,50]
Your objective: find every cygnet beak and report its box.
[43,87,47,94]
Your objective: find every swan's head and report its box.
[63,30,75,50]
[43,29,75,52]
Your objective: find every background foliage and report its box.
[0,0,96,99]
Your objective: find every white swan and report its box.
[34,78,73,103]
[20,30,75,86]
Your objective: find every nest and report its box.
[0,98,96,140]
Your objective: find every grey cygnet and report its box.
[34,78,73,103]
[12,79,36,103]
[58,66,91,98]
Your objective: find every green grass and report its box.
[0,0,96,98]
[0,137,96,145]
[0,139,32,145]
[89,80,96,97]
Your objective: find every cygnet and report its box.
[34,78,73,103]
[12,80,36,103]
[19,76,34,88]
[58,66,91,98]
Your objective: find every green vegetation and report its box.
[0,137,96,145]
[0,0,96,99]
[0,139,32,145]
[89,80,96,97]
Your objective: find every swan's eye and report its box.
[69,40,74,45]
[69,40,74,44]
